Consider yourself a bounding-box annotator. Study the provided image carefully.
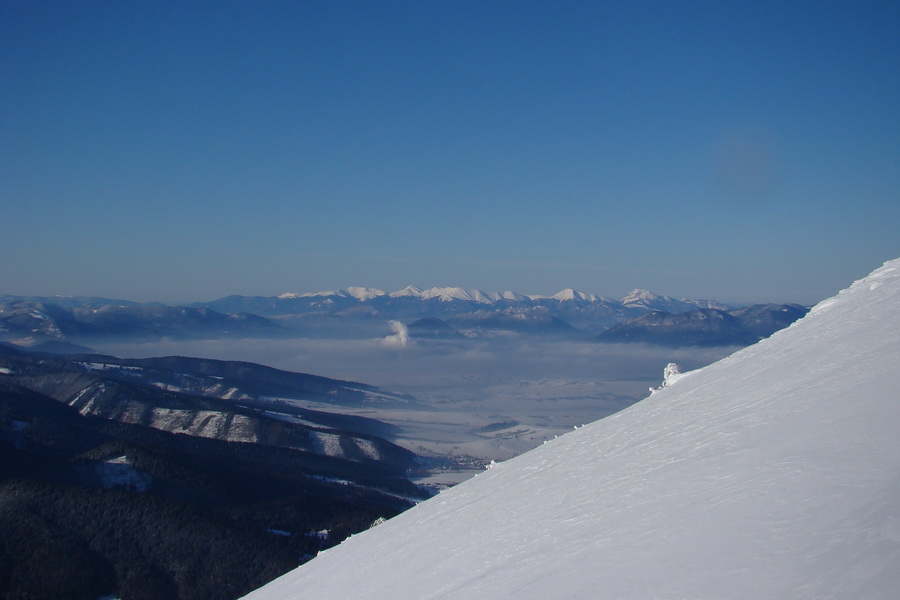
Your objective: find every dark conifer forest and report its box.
[0,346,427,600]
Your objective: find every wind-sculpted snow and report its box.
[243,258,900,600]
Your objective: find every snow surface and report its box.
[244,258,900,600]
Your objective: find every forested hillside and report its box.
[0,347,428,600]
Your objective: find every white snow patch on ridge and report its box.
[343,286,387,301]
[279,287,387,301]
[390,287,500,303]
[243,258,900,600]
[547,288,598,302]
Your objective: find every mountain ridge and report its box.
[595,304,809,347]
[268,285,741,308]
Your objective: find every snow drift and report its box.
[244,259,900,600]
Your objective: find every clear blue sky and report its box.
[2,1,898,305]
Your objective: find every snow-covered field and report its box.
[242,258,900,599]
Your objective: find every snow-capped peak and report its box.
[279,287,386,301]
[342,287,386,301]
[388,286,499,303]
[419,287,498,303]
[620,288,665,304]
[498,290,529,302]
[388,285,425,298]
[620,288,697,312]
[549,288,598,303]
[276,286,725,311]
[278,290,343,299]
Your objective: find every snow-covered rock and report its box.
[660,361,681,385]
[243,258,900,600]
[649,361,695,393]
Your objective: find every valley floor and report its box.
[96,337,737,485]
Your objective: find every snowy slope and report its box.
[244,259,900,600]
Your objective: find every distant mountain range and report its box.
[1,287,809,348]
[192,286,733,327]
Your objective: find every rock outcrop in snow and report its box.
[244,258,900,600]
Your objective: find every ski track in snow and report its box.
[243,258,900,600]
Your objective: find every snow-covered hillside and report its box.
[245,259,900,600]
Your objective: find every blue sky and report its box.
[2,1,898,305]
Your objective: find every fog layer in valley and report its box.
[97,335,736,482]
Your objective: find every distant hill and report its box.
[594,304,809,346]
[406,317,462,339]
[0,346,429,600]
[0,300,284,344]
